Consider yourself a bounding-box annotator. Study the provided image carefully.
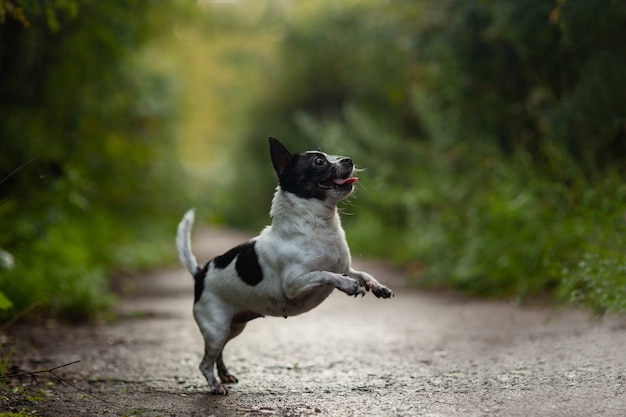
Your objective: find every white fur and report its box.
[176,209,199,274]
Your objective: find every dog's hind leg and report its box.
[198,336,230,395]
[195,306,234,394]
[198,348,227,395]
[216,322,246,384]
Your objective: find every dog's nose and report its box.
[341,157,353,166]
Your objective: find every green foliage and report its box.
[1,213,115,319]
[297,109,625,309]
[210,0,626,312]
[414,0,626,167]
[0,292,12,311]
[221,0,421,228]
[556,194,626,315]
[0,0,78,31]
[0,1,187,321]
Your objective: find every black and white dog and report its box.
[176,137,393,395]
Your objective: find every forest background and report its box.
[1,0,625,322]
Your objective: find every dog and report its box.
[176,137,393,395]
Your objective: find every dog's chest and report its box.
[266,235,347,317]
[273,213,351,272]
[302,230,350,272]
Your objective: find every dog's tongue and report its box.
[333,177,358,186]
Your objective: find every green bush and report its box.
[297,109,625,311]
[413,0,626,167]
[0,1,187,321]
[556,190,626,315]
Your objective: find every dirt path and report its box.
[4,228,626,416]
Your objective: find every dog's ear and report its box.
[268,137,294,178]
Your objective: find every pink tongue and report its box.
[333,177,358,185]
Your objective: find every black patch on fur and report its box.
[193,261,210,303]
[213,245,243,269]
[235,241,264,286]
[212,241,264,286]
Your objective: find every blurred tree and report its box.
[222,1,424,228]
[413,0,626,168]
[0,0,186,319]
[0,0,78,31]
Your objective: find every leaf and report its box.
[0,291,13,311]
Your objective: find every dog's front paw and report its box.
[340,275,366,297]
[353,285,367,297]
[369,282,394,299]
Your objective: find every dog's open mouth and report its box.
[317,177,358,189]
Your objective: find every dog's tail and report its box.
[176,209,199,275]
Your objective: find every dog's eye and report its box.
[314,157,325,167]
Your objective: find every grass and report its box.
[0,341,17,389]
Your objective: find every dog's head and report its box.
[268,137,357,203]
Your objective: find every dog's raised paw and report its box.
[354,287,366,298]
[340,276,366,297]
[348,282,367,297]
[372,284,394,299]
